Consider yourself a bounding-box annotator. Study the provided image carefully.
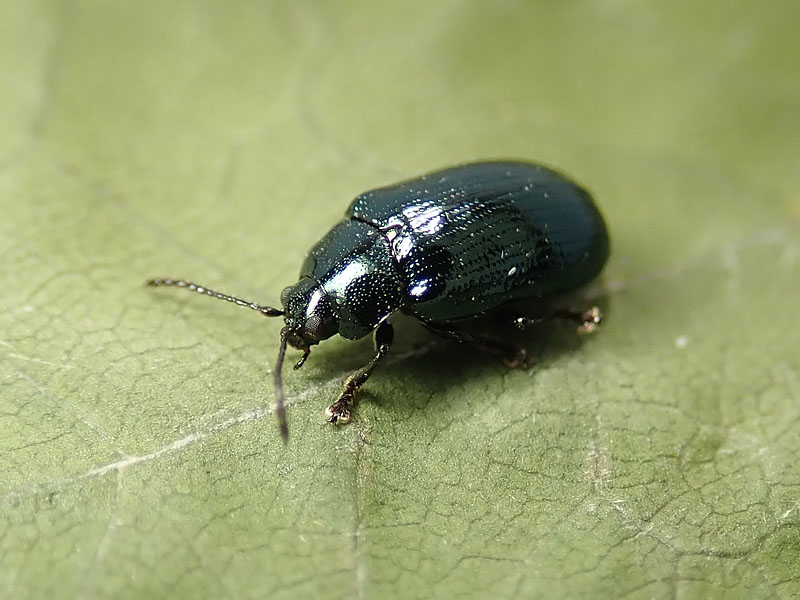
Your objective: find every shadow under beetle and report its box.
[148,160,610,442]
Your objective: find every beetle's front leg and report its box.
[327,321,394,425]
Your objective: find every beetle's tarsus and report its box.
[502,347,529,369]
[326,321,393,426]
[474,337,529,368]
[326,399,352,424]
[576,306,602,334]
[552,306,603,334]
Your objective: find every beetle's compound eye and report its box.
[304,310,324,337]
[300,287,338,343]
[280,286,293,305]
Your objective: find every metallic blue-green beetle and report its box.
[148,161,610,441]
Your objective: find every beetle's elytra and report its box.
[148,160,610,441]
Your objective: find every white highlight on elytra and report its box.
[403,203,444,236]
[408,279,430,298]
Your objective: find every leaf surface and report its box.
[1,1,799,598]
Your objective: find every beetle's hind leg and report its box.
[327,321,394,425]
[514,306,602,335]
[422,321,529,368]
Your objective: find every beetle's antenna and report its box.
[146,278,284,317]
[274,328,289,443]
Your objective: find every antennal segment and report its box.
[147,278,284,317]
[274,328,290,443]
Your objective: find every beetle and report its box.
[148,160,610,442]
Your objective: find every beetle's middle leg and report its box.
[422,321,529,368]
[327,321,394,425]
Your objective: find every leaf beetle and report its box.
[148,160,610,441]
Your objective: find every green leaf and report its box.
[2,1,799,598]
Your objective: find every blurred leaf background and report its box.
[1,1,799,598]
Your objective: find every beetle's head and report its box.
[280,277,338,356]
